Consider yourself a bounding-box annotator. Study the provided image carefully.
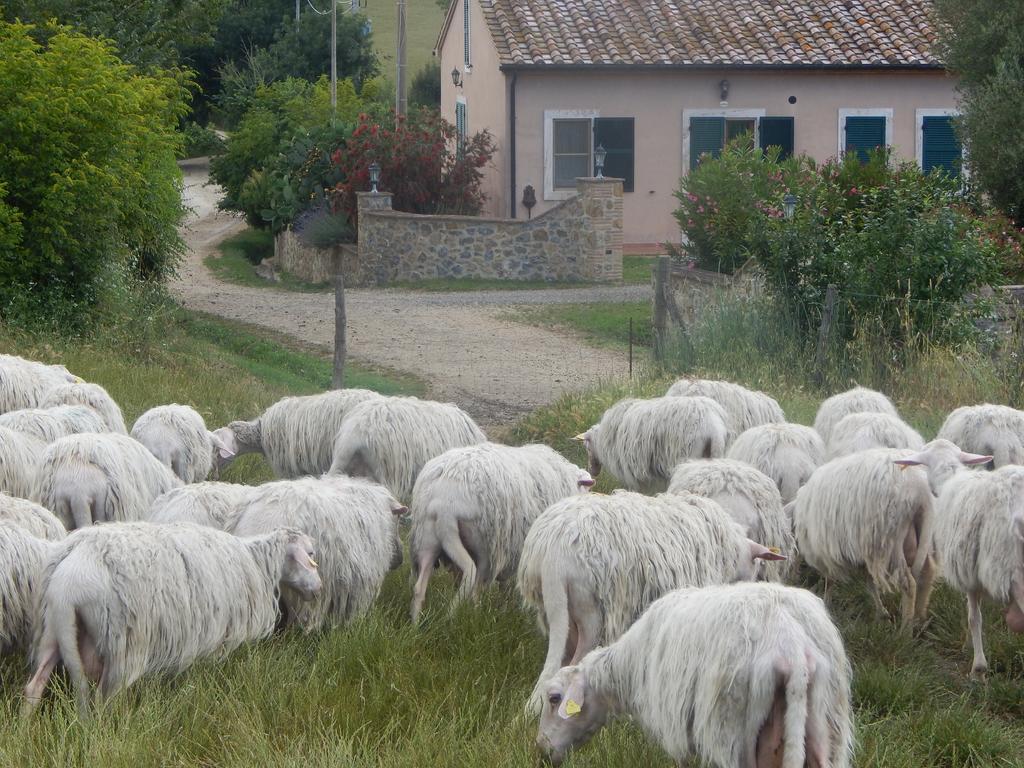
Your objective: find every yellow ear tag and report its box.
[768,547,781,555]
[308,557,319,568]
[565,699,582,716]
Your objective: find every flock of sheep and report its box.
[1,351,1023,767]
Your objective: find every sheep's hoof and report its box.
[970,665,988,682]
[912,617,933,637]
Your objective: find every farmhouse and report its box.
[436,0,962,246]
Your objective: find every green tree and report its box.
[409,61,440,108]
[934,0,1024,221]
[0,22,188,324]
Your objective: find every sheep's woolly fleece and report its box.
[667,458,796,581]
[726,423,824,504]
[0,493,66,540]
[564,583,853,768]
[0,425,45,499]
[813,386,898,444]
[41,382,127,433]
[665,378,785,434]
[33,433,181,529]
[148,482,258,530]
[232,475,402,630]
[589,396,729,492]
[330,396,486,503]
[938,404,1024,469]
[0,523,54,652]
[0,405,107,444]
[132,404,214,483]
[0,354,78,414]
[826,412,924,460]
[32,522,306,698]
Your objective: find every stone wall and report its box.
[666,262,762,328]
[274,232,362,286]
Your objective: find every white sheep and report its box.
[33,433,182,529]
[408,442,593,622]
[825,411,925,460]
[537,582,853,768]
[41,382,127,433]
[212,388,383,478]
[147,482,258,531]
[575,396,730,493]
[813,386,899,444]
[0,425,45,499]
[937,403,1024,468]
[518,490,785,708]
[23,521,321,717]
[231,475,405,630]
[0,523,55,654]
[0,405,107,443]
[793,442,989,632]
[0,493,66,540]
[131,404,229,483]
[0,354,79,414]
[666,378,785,433]
[329,396,487,503]
[726,422,825,503]
[667,458,797,581]
[894,451,1019,678]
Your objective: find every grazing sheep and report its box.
[895,450,1019,678]
[0,523,54,653]
[41,382,127,434]
[0,354,78,414]
[537,582,853,768]
[131,404,228,483]
[212,389,383,478]
[23,522,321,717]
[0,493,66,540]
[231,475,405,630]
[147,482,258,531]
[826,412,925,460]
[726,423,825,503]
[813,386,898,444]
[575,396,730,493]
[33,433,182,530]
[518,491,785,708]
[0,425,45,499]
[937,403,1024,469]
[409,442,594,622]
[329,396,487,503]
[0,405,107,443]
[668,458,796,581]
[793,442,989,632]
[666,378,785,433]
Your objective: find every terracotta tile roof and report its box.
[479,0,942,68]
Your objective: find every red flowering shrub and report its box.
[330,107,495,228]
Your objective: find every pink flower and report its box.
[697,206,705,213]
[687,193,698,202]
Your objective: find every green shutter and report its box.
[690,117,724,170]
[594,117,634,192]
[922,115,961,178]
[759,116,794,160]
[463,0,470,66]
[455,102,466,156]
[844,116,886,164]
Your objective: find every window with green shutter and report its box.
[690,117,725,170]
[463,0,471,67]
[922,115,961,177]
[455,101,467,156]
[593,117,634,192]
[844,116,886,164]
[759,116,794,160]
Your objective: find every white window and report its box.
[462,0,471,69]
[838,108,893,162]
[681,109,765,172]
[543,110,598,199]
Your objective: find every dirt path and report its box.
[173,158,649,424]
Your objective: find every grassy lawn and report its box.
[622,254,656,285]
[205,229,331,293]
[503,300,654,349]
[363,0,447,84]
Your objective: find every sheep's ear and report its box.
[750,541,787,562]
[390,501,408,516]
[557,671,586,719]
[571,433,588,443]
[210,427,237,459]
[960,451,993,466]
[893,454,925,470]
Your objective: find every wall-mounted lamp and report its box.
[783,193,797,220]
[719,79,730,106]
[368,161,381,193]
[594,144,607,179]
[451,67,463,88]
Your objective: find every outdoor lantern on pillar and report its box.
[369,161,381,193]
[594,144,607,179]
[451,67,463,88]
[783,193,797,220]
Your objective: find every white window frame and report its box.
[544,109,599,200]
[838,108,894,158]
[462,0,471,70]
[681,108,766,174]
[915,108,965,176]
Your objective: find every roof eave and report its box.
[434,0,460,57]
[498,61,946,72]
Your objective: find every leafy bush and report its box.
[330,108,496,228]
[0,21,187,328]
[178,122,225,159]
[409,61,441,107]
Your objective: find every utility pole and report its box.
[330,0,338,125]
[295,0,300,24]
[396,0,407,117]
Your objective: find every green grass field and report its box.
[363,0,447,85]
[503,300,654,349]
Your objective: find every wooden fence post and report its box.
[813,284,838,388]
[332,246,347,389]
[653,256,670,360]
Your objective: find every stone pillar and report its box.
[576,177,623,282]
[356,191,393,284]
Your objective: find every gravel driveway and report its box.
[173,158,651,425]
